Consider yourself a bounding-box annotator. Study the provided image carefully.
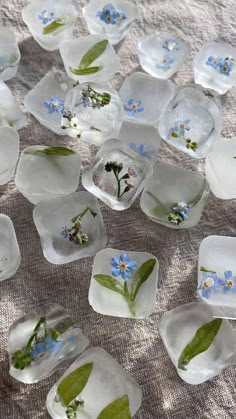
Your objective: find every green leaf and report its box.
[33,147,76,157]
[200,266,216,273]
[94,274,125,297]
[131,259,156,301]
[79,40,108,69]
[58,362,93,406]
[146,192,170,219]
[97,395,131,419]
[43,19,66,35]
[178,318,223,371]
[70,66,102,76]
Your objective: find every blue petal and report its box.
[223,286,229,294]
[120,253,130,263]
[121,269,132,280]
[127,260,137,271]
[202,288,211,298]
[112,267,121,277]
[128,99,133,105]
[111,257,120,267]
[224,270,232,279]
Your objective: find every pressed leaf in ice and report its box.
[58,362,93,405]
[70,66,102,76]
[43,19,66,35]
[131,258,156,301]
[33,147,76,157]
[94,274,125,297]
[178,318,223,371]
[97,395,131,419]
[79,40,108,69]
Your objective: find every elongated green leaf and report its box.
[131,259,156,301]
[33,147,76,157]
[178,318,223,371]
[43,19,65,35]
[58,362,93,405]
[94,274,125,297]
[200,266,216,273]
[70,66,102,75]
[97,395,131,419]
[79,40,108,69]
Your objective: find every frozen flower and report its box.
[31,336,63,363]
[206,56,224,69]
[61,225,68,239]
[175,119,190,136]
[219,271,236,293]
[156,55,174,70]
[124,99,144,116]
[38,10,55,25]
[198,272,220,299]
[97,5,117,24]
[172,201,189,220]
[219,60,232,76]
[111,253,137,280]
[44,96,64,114]
[129,143,155,159]
[162,38,180,52]
[128,167,137,178]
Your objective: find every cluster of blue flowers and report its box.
[206,56,234,76]
[198,270,236,299]
[96,3,126,25]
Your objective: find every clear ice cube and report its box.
[59,35,120,83]
[62,82,124,146]
[33,191,107,264]
[83,0,138,45]
[0,80,26,130]
[9,303,89,383]
[158,86,222,159]
[140,162,210,229]
[89,248,159,319]
[160,302,236,384]
[0,214,21,281]
[22,0,79,51]
[47,347,142,418]
[0,27,21,81]
[119,72,175,125]
[24,71,74,135]
[137,32,189,79]
[193,41,236,95]
[82,139,153,210]
[0,127,19,185]
[205,137,236,199]
[15,145,81,205]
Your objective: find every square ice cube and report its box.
[194,41,236,95]
[0,214,21,281]
[83,0,138,45]
[9,303,89,383]
[33,191,107,264]
[119,72,175,125]
[62,82,124,146]
[158,86,222,159]
[205,137,236,199]
[24,71,74,135]
[0,127,19,185]
[59,35,120,83]
[0,27,21,81]
[137,32,190,79]
[47,347,142,418]
[160,302,236,384]
[118,121,161,163]
[22,0,79,51]
[197,236,236,319]
[89,248,159,318]
[0,80,26,130]
[140,162,210,229]
[82,139,153,210]
[15,145,81,205]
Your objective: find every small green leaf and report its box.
[58,362,93,406]
[94,274,125,297]
[43,19,66,35]
[79,40,108,69]
[33,147,76,157]
[97,395,131,419]
[178,318,223,371]
[200,266,216,273]
[70,66,102,75]
[131,259,156,301]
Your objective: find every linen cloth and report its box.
[1,0,236,418]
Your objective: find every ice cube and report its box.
[137,32,189,79]
[15,145,81,205]
[0,27,21,81]
[158,85,222,159]
[160,302,236,384]
[0,80,26,130]
[82,139,153,210]
[0,127,19,185]
[9,303,89,383]
[140,162,210,229]
[33,191,107,264]
[0,214,21,281]
[47,347,142,418]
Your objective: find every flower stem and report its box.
[25,317,46,351]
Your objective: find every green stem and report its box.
[71,206,93,223]
[25,317,46,351]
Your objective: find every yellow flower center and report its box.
[131,104,137,110]
[226,279,233,288]
[163,59,167,63]
[203,277,214,288]
[119,262,127,271]
[179,124,185,129]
